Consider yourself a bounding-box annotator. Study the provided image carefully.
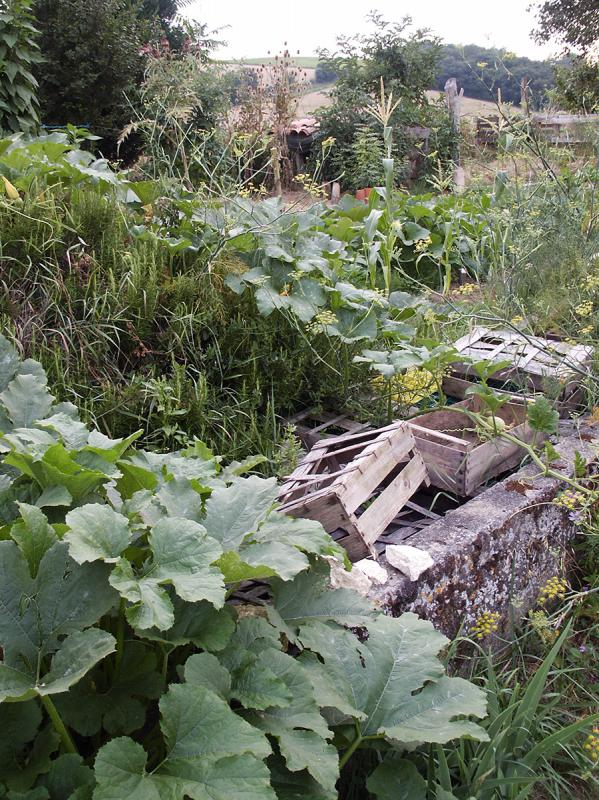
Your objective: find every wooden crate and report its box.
[408,395,546,496]
[445,327,593,415]
[283,408,372,449]
[278,422,429,560]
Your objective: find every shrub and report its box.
[0,0,41,134]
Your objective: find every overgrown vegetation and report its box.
[1,5,599,799]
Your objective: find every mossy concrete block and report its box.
[369,418,599,639]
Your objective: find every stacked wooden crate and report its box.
[408,395,545,496]
[443,327,593,416]
[278,421,428,560]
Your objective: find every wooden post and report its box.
[520,76,531,117]
[271,145,282,197]
[444,78,465,191]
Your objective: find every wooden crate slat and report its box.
[359,455,428,546]
[449,327,592,412]
[337,428,416,513]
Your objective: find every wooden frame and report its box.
[445,327,593,416]
[283,408,372,450]
[278,422,429,560]
[408,395,546,496]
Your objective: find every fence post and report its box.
[444,77,465,190]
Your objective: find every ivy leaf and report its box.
[527,397,559,435]
[366,758,427,800]
[65,504,131,564]
[109,518,224,630]
[9,503,57,577]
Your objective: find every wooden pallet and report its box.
[278,421,429,560]
[283,408,373,449]
[408,395,546,496]
[445,327,593,415]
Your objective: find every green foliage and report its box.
[33,0,148,138]
[312,13,455,189]
[0,0,41,134]
[434,44,556,109]
[552,55,599,112]
[533,0,599,54]
[0,336,488,798]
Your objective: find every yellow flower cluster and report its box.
[372,368,438,406]
[583,727,599,761]
[584,272,599,290]
[306,310,337,335]
[471,611,500,640]
[454,283,477,296]
[414,236,433,253]
[553,490,586,511]
[538,576,567,604]
[528,610,560,644]
[581,325,595,336]
[295,173,327,199]
[511,315,524,324]
[575,300,594,317]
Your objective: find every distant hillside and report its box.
[222,46,558,112]
[435,44,557,109]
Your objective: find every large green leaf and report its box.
[0,628,115,702]
[9,503,57,577]
[0,540,117,701]
[54,641,163,737]
[65,504,131,564]
[94,738,276,800]
[0,334,19,392]
[242,650,337,797]
[94,678,275,800]
[109,518,224,630]
[202,477,278,551]
[268,560,375,637]
[0,373,54,428]
[366,759,427,800]
[301,614,488,746]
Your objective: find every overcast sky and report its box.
[183,1,558,60]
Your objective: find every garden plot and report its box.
[443,326,594,416]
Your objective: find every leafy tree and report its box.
[312,13,450,189]
[533,0,599,54]
[552,55,599,111]
[0,0,41,134]
[33,0,149,139]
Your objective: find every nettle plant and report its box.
[0,334,488,799]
